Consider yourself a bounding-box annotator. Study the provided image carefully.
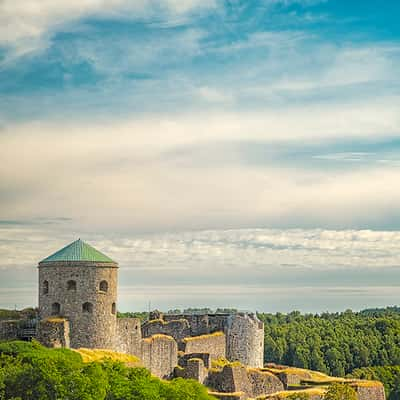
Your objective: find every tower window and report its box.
[43,281,49,295]
[111,302,116,315]
[51,302,60,315]
[99,280,108,292]
[67,280,77,291]
[82,302,93,313]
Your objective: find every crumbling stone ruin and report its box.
[0,239,387,399]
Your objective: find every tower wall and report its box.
[38,261,118,349]
[225,314,264,368]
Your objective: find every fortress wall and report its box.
[116,318,142,357]
[159,313,265,368]
[247,369,284,397]
[37,318,70,348]
[226,314,264,368]
[164,314,211,336]
[179,332,226,360]
[207,365,284,399]
[141,334,178,379]
[0,320,19,341]
[207,365,252,395]
[142,318,190,341]
[179,352,211,368]
[175,358,208,383]
[355,383,386,400]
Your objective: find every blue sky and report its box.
[0,0,400,311]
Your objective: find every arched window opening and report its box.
[51,302,60,315]
[67,280,77,291]
[99,280,108,292]
[111,302,116,315]
[82,302,93,313]
[43,281,49,295]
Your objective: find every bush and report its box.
[0,341,216,400]
[324,383,357,400]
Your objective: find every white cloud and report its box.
[2,226,400,311]
[0,102,400,232]
[0,0,216,61]
[197,86,234,103]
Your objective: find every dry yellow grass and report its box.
[211,357,242,369]
[182,331,224,343]
[208,391,245,397]
[45,317,67,323]
[260,387,327,399]
[262,366,346,383]
[147,318,188,325]
[142,334,174,343]
[350,379,384,388]
[74,348,140,364]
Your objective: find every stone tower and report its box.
[38,239,118,349]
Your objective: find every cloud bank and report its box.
[1,225,400,312]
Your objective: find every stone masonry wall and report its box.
[160,313,264,368]
[355,383,386,400]
[116,318,142,357]
[141,334,178,379]
[226,314,264,368]
[206,365,284,399]
[164,314,211,336]
[37,318,70,348]
[247,369,284,397]
[179,332,226,360]
[179,353,211,369]
[142,318,190,341]
[206,365,252,395]
[38,261,118,349]
[0,320,19,341]
[175,358,208,383]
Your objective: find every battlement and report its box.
[142,311,264,368]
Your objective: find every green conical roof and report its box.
[40,239,116,263]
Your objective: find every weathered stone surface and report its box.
[116,318,142,357]
[226,313,264,368]
[142,318,191,341]
[157,312,264,368]
[0,320,19,341]
[277,369,312,388]
[175,358,208,383]
[354,382,386,400]
[37,318,70,348]
[247,368,284,397]
[38,261,118,349]
[207,365,252,396]
[179,332,226,360]
[179,352,212,368]
[141,334,178,379]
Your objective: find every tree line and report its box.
[0,341,215,400]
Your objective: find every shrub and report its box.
[324,383,357,400]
